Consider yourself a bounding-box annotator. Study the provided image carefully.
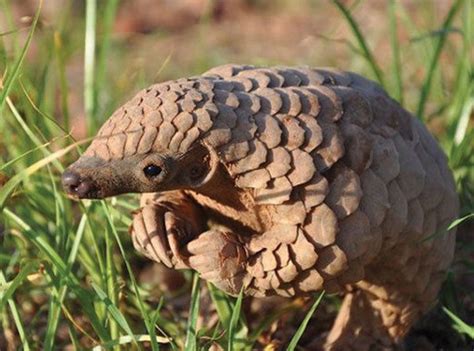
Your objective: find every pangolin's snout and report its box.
[62,170,96,198]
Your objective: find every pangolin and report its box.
[62,64,458,350]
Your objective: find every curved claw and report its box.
[141,205,173,268]
[131,205,173,268]
[130,209,155,261]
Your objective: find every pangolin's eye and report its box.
[143,164,162,178]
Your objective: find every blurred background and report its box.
[0,0,468,139]
[0,1,472,350]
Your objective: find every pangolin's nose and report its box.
[62,170,93,198]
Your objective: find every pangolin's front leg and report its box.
[130,191,207,269]
[130,192,249,292]
[186,230,249,294]
[185,225,323,297]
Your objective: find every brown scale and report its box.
[63,65,459,351]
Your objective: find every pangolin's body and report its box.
[64,65,458,350]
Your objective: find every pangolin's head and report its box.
[62,82,219,199]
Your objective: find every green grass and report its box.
[0,0,473,350]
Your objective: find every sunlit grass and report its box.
[0,0,472,350]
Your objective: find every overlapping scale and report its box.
[83,65,458,304]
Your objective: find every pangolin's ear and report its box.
[176,142,219,188]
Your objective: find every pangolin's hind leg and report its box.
[324,255,449,351]
[324,289,397,351]
[324,286,421,351]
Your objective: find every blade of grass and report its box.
[0,0,42,111]
[443,307,474,339]
[94,0,119,118]
[0,0,19,55]
[451,1,473,145]
[104,225,119,347]
[84,0,97,135]
[249,304,299,343]
[67,214,88,266]
[91,283,136,339]
[62,302,98,345]
[416,0,464,119]
[126,291,180,349]
[82,203,107,290]
[0,28,24,37]
[421,213,474,243]
[208,283,249,350]
[49,163,68,254]
[6,95,66,171]
[66,324,82,350]
[227,288,244,351]
[0,25,6,72]
[454,96,474,145]
[0,261,39,308]
[0,137,63,171]
[287,291,325,351]
[43,276,68,351]
[0,271,31,350]
[388,0,403,105]
[53,31,71,131]
[208,284,233,330]
[185,273,200,351]
[331,0,385,87]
